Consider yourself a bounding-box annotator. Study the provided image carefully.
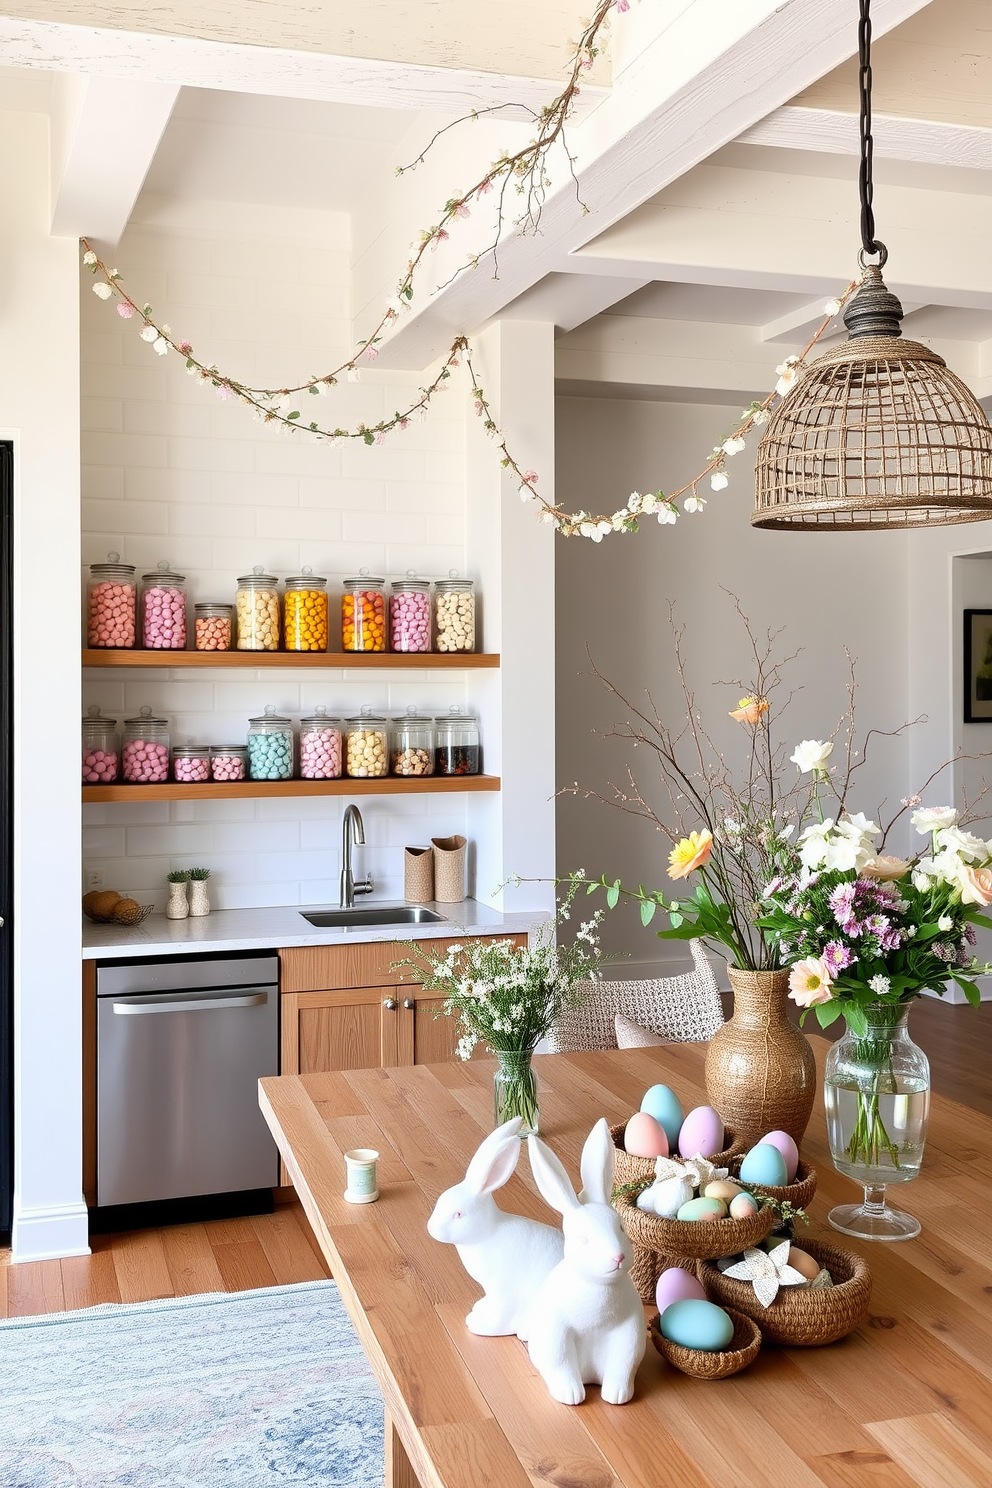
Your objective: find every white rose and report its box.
[911,806,959,835]
[823,836,861,872]
[790,740,834,774]
[835,811,880,841]
[92,282,113,300]
[935,825,988,862]
[938,915,954,932]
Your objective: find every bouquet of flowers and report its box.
[394,880,609,1133]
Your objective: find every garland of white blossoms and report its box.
[79,0,858,541]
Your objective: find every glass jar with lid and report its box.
[87,552,137,649]
[194,602,233,652]
[122,706,170,783]
[82,705,119,784]
[299,705,342,779]
[210,744,249,783]
[342,570,386,653]
[172,745,211,784]
[247,705,294,780]
[141,561,187,650]
[345,707,388,778]
[284,566,329,652]
[391,708,434,777]
[236,567,281,651]
[433,572,476,653]
[389,573,432,653]
[435,707,480,776]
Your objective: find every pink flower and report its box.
[363,345,379,360]
[616,0,630,10]
[523,470,539,484]
[116,302,134,319]
[960,866,992,907]
[478,180,493,196]
[455,202,470,219]
[788,957,835,1007]
[861,855,911,882]
[178,341,192,355]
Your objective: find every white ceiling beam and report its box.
[738,106,992,172]
[493,272,649,334]
[759,296,925,344]
[364,0,934,367]
[0,15,607,120]
[50,73,179,247]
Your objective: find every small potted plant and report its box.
[188,867,212,917]
[166,869,190,919]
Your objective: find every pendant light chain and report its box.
[857,0,886,266]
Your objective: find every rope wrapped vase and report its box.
[704,967,817,1147]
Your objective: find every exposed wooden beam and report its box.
[50,73,179,247]
[0,14,607,120]
[365,0,934,368]
[738,105,992,171]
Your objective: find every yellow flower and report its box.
[730,696,769,725]
[667,830,713,880]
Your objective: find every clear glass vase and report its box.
[493,1048,539,1136]
[824,1001,930,1242]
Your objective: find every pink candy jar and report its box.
[122,706,170,784]
[194,602,233,652]
[389,574,432,653]
[82,705,120,784]
[299,706,343,780]
[87,552,137,648]
[210,745,248,783]
[172,745,211,784]
[141,561,187,650]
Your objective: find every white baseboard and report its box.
[10,1200,91,1263]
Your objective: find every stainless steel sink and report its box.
[300,905,447,928]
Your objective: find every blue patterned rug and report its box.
[0,1280,384,1488]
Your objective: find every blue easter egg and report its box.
[659,1298,735,1352]
[640,1084,684,1148]
[739,1143,789,1188]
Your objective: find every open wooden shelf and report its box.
[82,775,500,803]
[82,649,498,669]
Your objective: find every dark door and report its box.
[0,442,12,1240]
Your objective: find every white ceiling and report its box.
[603,282,814,326]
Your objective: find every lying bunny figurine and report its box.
[427,1116,564,1339]
[527,1118,646,1405]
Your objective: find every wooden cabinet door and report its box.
[413,996,487,1065]
[294,989,391,1074]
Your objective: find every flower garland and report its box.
[79,0,857,540]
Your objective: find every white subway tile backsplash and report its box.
[83,498,168,535]
[83,431,169,468]
[82,466,125,501]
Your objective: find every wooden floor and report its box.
[1,998,988,1317]
[0,1199,329,1319]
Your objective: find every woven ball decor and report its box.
[698,1237,872,1346]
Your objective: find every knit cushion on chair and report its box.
[614,1013,666,1048]
[546,941,724,1052]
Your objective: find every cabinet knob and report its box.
[402,998,415,1010]
[383,997,398,1011]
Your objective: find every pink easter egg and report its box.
[655,1266,708,1315]
[729,1192,760,1219]
[678,1105,725,1159]
[759,1130,800,1183]
[623,1111,669,1159]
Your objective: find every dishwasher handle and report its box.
[111,989,270,1015]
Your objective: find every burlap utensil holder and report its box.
[404,846,434,904]
[432,834,467,902]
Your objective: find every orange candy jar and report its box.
[341,571,386,652]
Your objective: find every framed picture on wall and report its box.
[964,610,992,721]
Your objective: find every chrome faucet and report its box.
[340,804,374,909]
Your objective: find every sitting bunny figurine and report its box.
[526,1118,646,1405]
[427,1116,565,1339]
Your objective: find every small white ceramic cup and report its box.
[344,1148,380,1204]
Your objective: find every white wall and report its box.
[2,111,87,1260]
[555,395,920,976]
[80,197,477,909]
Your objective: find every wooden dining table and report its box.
[259,1038,992,1488]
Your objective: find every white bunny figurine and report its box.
[526,1117,646,1406]
[427,1116,565,1339]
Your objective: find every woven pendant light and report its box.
[752,2,992,531]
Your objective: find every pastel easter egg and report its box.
[739,1143,789,1188]
[788,1246,821,1281]
[637,1175,693,1219]
[677,1196,728,1223]
[640,1085,684,1149]
[623,1111,669,1159]
[656,1266,708,1315]
[660,1298,735,1353]
[729,1191,760,1219]
[677,1105,725,1159]
[703,1179,743,1203]
[758,1130,800,1183]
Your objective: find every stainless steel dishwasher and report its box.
[96,953,279,1209]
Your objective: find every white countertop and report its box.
[81,899,548,960]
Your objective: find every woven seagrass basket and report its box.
[609,1120,745,1192]
[697,1237,872,1346]
[729,1156,818,1211]
[649,1306,762,1380]
[613,1184,777,1305]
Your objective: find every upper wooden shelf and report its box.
[82,649,499,669]
[83,775,500,803]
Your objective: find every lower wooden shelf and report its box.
[82,775,500,803]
